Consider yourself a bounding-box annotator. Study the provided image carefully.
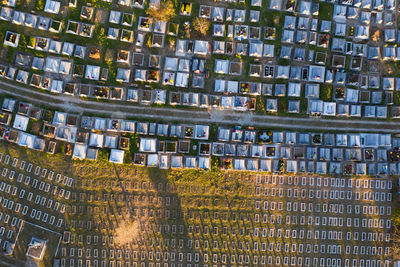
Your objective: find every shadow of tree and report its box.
[143,167,205,265]
[105,165,205,265]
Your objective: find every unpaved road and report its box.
[1,79,400,133]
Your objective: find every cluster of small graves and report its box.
[56,170,392,267]
[0,141,393,266]
[0,152,73,264]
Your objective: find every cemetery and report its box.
[0,142,393,266]
[0,0,398,117]
[0,0,398,265]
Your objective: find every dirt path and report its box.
[0,79,400,133]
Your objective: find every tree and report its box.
[372,29,380,42]
[391,208,400,261]
[193,17,210,36]
[146,0,176,22]
[94,24,106,46]
[392,225,400,261]
[35,0,44,10]
[19,34,27,50]
[210,155,220,171]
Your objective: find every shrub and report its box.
[211,156,220,171]
[19,34,27,50]
[94,25,106,46]
[35,0,44,10]
[193,17,210,36]
[146,0,176,22]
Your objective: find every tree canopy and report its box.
[146,0,176,22]
[193,17,210,36]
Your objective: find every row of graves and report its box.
[0,54,256,110]
[0,58,394,115]
[0,7,63,33]
[3,49,395,115]
[57,175,393,266]
[107,15,167,47]
[1,97,400,175]
[1,49,397,116]
[1,4,92,40]
[56,251,391,267]
[213,127,398,175]
[0,97,212,166]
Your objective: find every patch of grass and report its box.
[345,55,352,71]
[278,58,290,66]
[6,47,16,64]
[277,97,288,115]
[208,123,218,140]
[394,91,400,105]
[98,148,110,161]
[35,0,44,10]
[13,222,61,266]
[189,139,198,156]
[320,84,333,101]
[319,2,333,20]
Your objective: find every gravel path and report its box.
[1,80,400,133]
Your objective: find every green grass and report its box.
[320,84,333,101]
[345,55,352,71]
[394,91,400,105]
[13,222,61,267]
[277,97,288,115]
[319,2,333,20]
[278,58,290,66]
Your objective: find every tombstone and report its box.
[42,213,48,223]
[40,168,47,178]
[4,155,10,165]
[22,206,28,215]
[8,171,14,180]
[34,195,41,204]
[35,210,42,220]
[49,216,55,225]
[55,174,62,183]
[47,171,54,181]
[16,173,23,183]
[14,203,21,213]
[33,166,40,176]
[62,176,68,185]
[30,209,36,218]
